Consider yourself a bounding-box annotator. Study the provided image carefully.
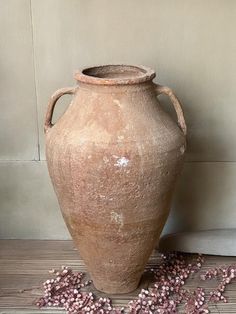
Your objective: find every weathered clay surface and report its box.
[45,65,186,293]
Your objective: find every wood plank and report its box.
[0,240,77,260]
[1,240,236,313]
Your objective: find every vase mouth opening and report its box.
[74,65,156,85]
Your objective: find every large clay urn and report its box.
[45,65,186,294]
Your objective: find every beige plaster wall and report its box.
[0,0,236,239]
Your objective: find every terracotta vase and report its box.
[45,65,186,294]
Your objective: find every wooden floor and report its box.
[1,240,236,313]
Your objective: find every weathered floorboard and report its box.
[1,240,236,313]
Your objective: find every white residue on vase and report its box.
[114,156,129,167]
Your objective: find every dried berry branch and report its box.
[36,254,236,314]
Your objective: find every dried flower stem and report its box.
[36,254,236,314]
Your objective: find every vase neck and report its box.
[77,81,155,95]
[74,64,156,86]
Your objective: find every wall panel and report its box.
[0,0,38,160]
[1,161,235,239]
[0,0,236,239]
[32,0,236,161]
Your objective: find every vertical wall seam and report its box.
[29,0,41,161]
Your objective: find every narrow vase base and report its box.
[93,279,140,294]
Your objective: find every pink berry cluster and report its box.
[184,288,209,314]
[201,264,236,304]
[128,253,207,314]
[36,266,124,314]
[36,254,236,314]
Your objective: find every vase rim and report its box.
[74,64,156,85]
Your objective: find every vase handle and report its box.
[154,84,187,136]
[44,87,76,133]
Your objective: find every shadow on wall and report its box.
[162,161,236,235]
[156,82,236,236]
